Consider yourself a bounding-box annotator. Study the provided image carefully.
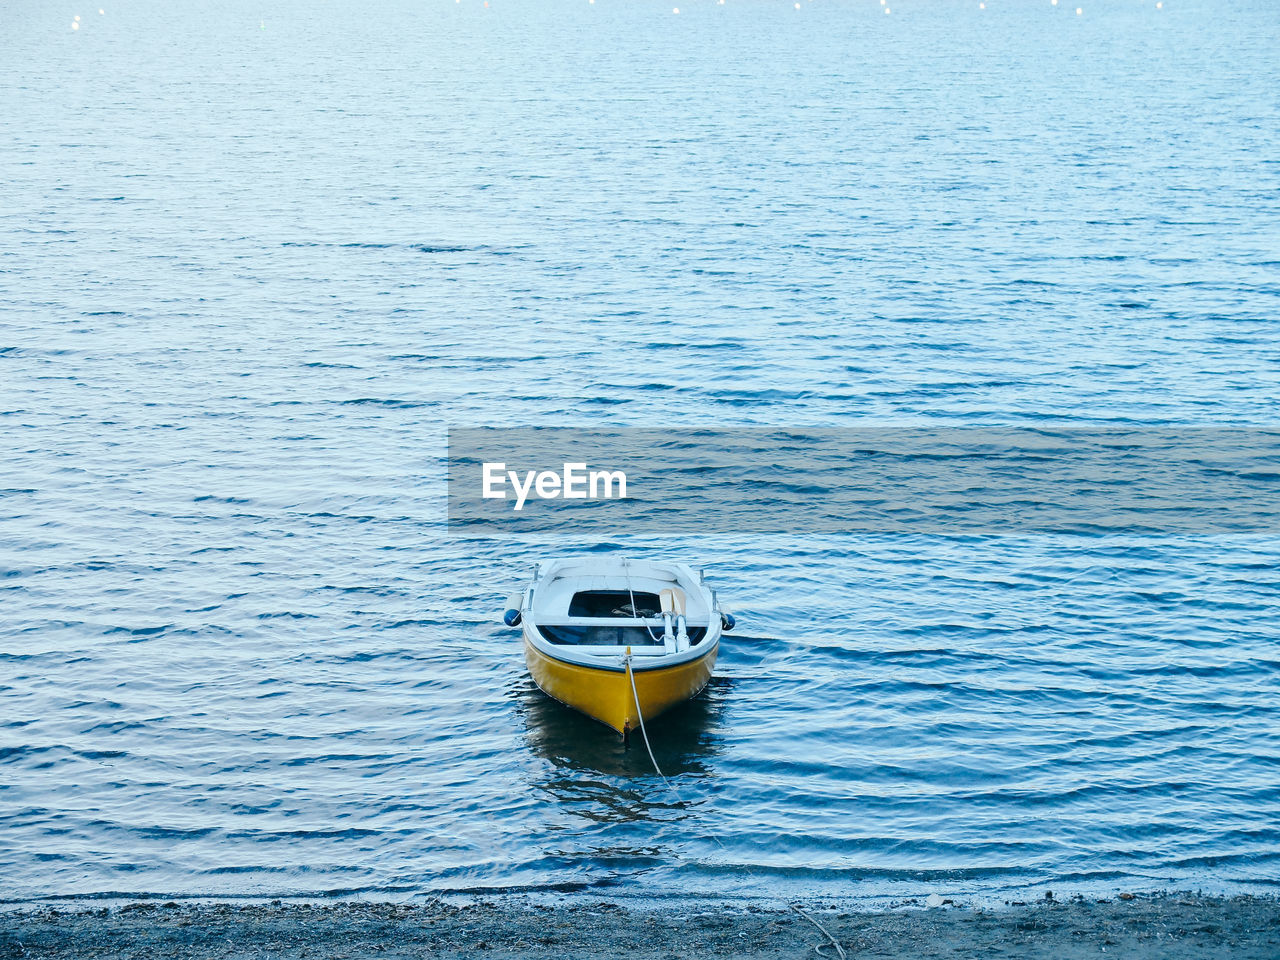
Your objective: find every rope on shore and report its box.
[624,657,847,960]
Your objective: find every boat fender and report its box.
[720,611,736,631]
[502,592,523,627]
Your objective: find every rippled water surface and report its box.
[3,0,1279,902]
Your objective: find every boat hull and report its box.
[523,636,717,736]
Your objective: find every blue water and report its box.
[3,0,1279,904]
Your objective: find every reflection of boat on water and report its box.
[518,674,729,823]
[520,674,728,778]
[503,557,735,737]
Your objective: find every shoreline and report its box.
[4,892,1278,958]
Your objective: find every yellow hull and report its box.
[524,638,717,735]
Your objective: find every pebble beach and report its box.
[5,893,1279,959]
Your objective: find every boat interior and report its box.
[528,561,713,657]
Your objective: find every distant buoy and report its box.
[672,5,679,11]
[1075,5,1081,12]
[979,2,984,8]
[71,19,79,28]
[1155,1,1161,6]
[98,7,104,13]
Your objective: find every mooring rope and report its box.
[623,656,847,960]
[623,557,667,646]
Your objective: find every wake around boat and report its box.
[503,558,735,736]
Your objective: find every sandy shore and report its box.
[3,892,1277,959]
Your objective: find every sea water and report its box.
[2,0,1278,903]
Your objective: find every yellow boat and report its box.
[503,558,733,737]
